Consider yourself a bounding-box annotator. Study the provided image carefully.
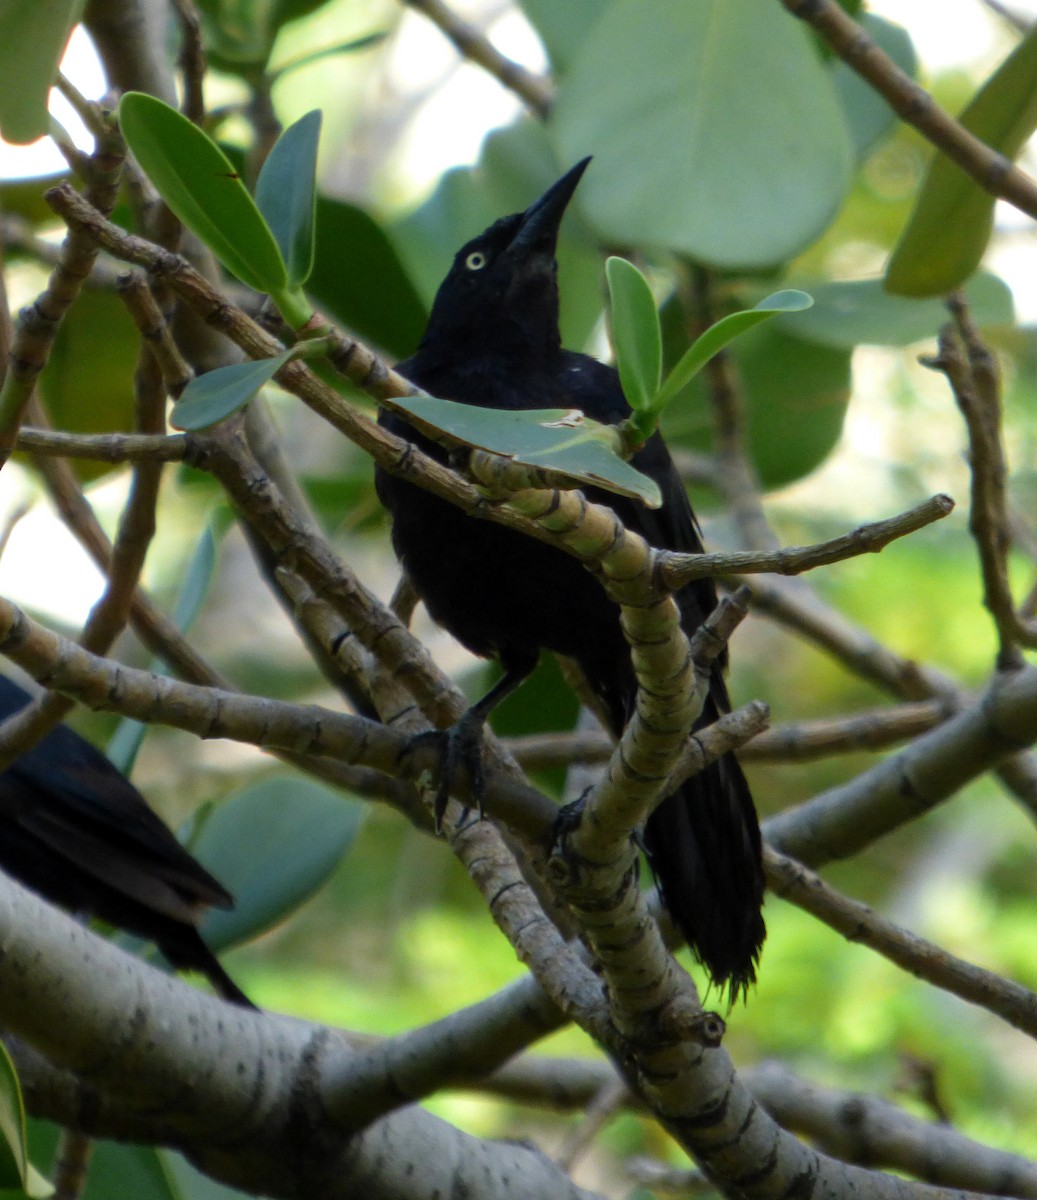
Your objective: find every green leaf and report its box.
[605,257,661,413]
[886,23,1037,297]
[269,33,388,82]
[36,290,138,483]
[386,395,662,507]
[195,0,343,70]
[517,0,608,71]
[0,0,83,144]
[662,318,851,490]
[171,352,293,431]
[118,92,287,294]
[195,777,363,951]
[308,197,427,360]
[833,14,917,161]
[550,0,853,268]
[0,1043,50,1197]
[655,290,813,411]
[255,110,322,287]
[107,523,224,774]
[779,273,1014,348]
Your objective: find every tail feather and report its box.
[642,747,765,1004]
[158,927,256,1009]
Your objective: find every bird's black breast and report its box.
[376,350,717,719]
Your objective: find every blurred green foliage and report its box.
[2,0,1037,1193]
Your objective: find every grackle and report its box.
[376,160,765,999]
[0,675,253,1007]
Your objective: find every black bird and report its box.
[376,160,765,999]
[0,676,252,1007]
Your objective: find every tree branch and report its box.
[780,0,1037,223]
[399,0,555,117]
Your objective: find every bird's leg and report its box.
[411,650,538,829]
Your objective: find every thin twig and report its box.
[781,0,1037,223]
[0,128,125,467]
[171,0,207,125]
[505,699,950,770]
[921,297,1036,663]
[400,0,555,117]
[764,846,1037,1039]
[659,495,955,588]
[0,276,171,770]
[554,1078,630,1171]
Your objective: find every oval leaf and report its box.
[196,777,363,951]
[886,22,1037,297]
[833,13,918,161]
[172,352,293,430]
[118,92,288,294]
[606,256,661,413]
[551,0,853,268]
[654,290,813,411]
[255,110,322,288]
[0,0,82,144]
[308,196,428,359]
[386,395,662,507]
[779,273,1014,348]
[37,288,138,483]
[663,323,851,490]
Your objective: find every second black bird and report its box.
[376,160,766,999]
[0,675,252,1007]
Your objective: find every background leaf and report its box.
[833,14,918,161]
[0,0,83,144]
[118,93,287,294]
[550,0,854,267]
[106,522,226,774]
[307,197,427,360]
[780,273,1014,348]
[517,0,608,71]
[886,22,1037,296]
[36,290,138,483]
[255,110,322,288]
[654,290,813,411]
[662,321,852,490]
[195,777,363,951]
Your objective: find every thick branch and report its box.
[765,665,1037,864]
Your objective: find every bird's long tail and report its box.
[640,711,765,1003]
[160,926,256,1009]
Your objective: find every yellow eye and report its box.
[465,251,487,271]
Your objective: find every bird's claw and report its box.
[405,711,488,831]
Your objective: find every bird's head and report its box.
[418,158,591,363]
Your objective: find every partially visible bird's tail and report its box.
[158,926,257,1010]
[641,701,765,1004]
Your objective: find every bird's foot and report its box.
[406,709,488,830]
[552,789,590,839]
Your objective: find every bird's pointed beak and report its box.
[509,157,591,256]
